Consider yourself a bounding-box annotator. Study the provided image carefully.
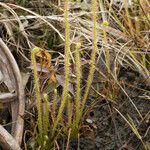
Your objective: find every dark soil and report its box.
[68,68,150,150]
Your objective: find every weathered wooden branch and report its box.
[0,125,21,150]
[0,93,16,103]
[0,38,25,145]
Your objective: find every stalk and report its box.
[43,93,50,137]
[123,0,134,36]
[52,0,70,135]
[75,43,81,127]
[52,89,57,122]
[67,95,72,127]
[80,0,97,115]
[102,21,110,73]
[31,47,43,144]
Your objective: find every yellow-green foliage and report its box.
[43,93,50,137]
[52,0,70,135]
[52,89,57,122]
[101,21,110,73]
[75,43,81,127]
[123,0,134,36]
[32,48,50,148]
[31,0,99,146]
[31,47,43,144]
[81,0,97,115]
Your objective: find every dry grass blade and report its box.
[0,2,32,49]
[7,3,65,41]
[114,108,148,149]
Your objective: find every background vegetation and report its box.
[0,0,149,149]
